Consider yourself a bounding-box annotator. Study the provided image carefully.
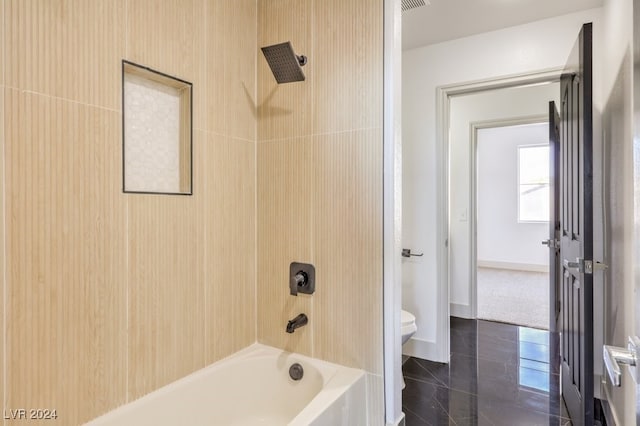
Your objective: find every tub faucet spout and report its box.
[286,313,308,333]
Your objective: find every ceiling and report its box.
[402,0,603,50]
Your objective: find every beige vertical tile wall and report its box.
[1,0,257,424]
[312,0,383,134]
[1,0,384,423]
[124,0,208,402]
[222,0,257,142]
[205,134,256,364]
[205,0,257,141]
[5,0,127,110]
[127,0,206,129]
[257,137,314,355]
[1,1,4,86]
[313,129,383,374]
[256,1,384,421]
[4,90,128,424]
[126,189,206,401]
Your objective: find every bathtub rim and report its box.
[86,343,366,425]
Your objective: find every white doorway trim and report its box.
[435,67,563,362]
[468,115,548,320]
[382,0,403,424]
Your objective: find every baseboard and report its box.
[450,303,473,319]
[477,260,549,273]
[402,337,443,362]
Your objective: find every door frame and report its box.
[382,0,403,424]
[435,68,563,362]
[468,115,549,321]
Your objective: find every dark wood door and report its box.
[559,23,594,426]
[548,101,561,333]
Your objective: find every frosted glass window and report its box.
[518,145,549,222]
[123,61,192,194]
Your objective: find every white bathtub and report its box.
[87,344,368,425]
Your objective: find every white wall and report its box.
[402,8,603,360]
[476,123,550,269]
[599,0,635,423]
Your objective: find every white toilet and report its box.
[401,309,417,345]
[401,309,417,389]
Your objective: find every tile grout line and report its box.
[257,126,383,144]
[309,0,315,360]
[195,129,256,145]
[124,0,129,404]
[478,411,498,426]
[202,0,208,366]
[3,86,120,114]
[409,358,449,387]
[403,374,454,391]
[401,405,430,424]
[2,0,6,418]
[253,0,259,348]
[1,0,4,84]
[403,375,459,425]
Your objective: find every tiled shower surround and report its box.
[0,0,384,424]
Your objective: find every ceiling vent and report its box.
[401,0,429,12]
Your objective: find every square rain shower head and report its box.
[261,42,306,84]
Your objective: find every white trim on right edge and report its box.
[383,0,402,425]
[435,86,451,364]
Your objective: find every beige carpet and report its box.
[477,267,549,330]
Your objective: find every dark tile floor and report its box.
[402,317,572,426]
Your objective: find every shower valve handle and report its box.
[290,271,308,296]
[289,262,315,296]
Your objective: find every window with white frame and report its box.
[518,145,550,222]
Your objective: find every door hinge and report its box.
[564,258,608,274]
